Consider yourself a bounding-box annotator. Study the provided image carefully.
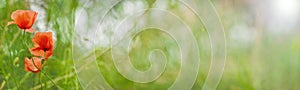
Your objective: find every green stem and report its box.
[9,52,19,89]
[7,32,20,89]
[40,70,60,89]
[32,74,35,89]
[32,47,110,89]
[39,73,43,90]
[31,59,60,89]
[8,31,21,49]
[0,80,5,90]
[12,72,30,89]
[23,29,25,36]
[0,27,6,49]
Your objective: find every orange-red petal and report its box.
[32,32,54,49]
[9,10,38,29]
[24,57,42,73]
[11,10,23,20]
[7,21,16,26]
[25,28,34,33]
[30,47,44,57]
[30,32,54,59]
[45,50,53,60]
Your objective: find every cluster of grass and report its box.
[0,0,80,89]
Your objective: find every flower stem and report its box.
[9,53,20,89]
[32,74,35,88]
[31,59,60,89]
[23,29,26,36]
[39,73,43,90]
[8,31,21,49]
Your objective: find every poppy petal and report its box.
[25,28,34,33]
[9,10,38,29]
[11,10,23,20]
[29,11,38,27]
[24,57,42,73]
[30,47,45,57]
[24,11,38,28]
[45,50,53,60]
[7,21,16,26]
[30,32,54,59]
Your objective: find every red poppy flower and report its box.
[30,32,54,60]
[7,10,38,33]
[24,57,43,73]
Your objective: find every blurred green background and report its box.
[0,0,300,90]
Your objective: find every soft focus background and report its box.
[0,0,300,89]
